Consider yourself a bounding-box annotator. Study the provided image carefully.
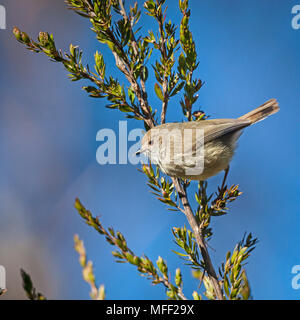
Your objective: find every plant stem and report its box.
[157,14,169,124]
[116,1,223,300]
[172,177,224,300]
[118,0,154,127]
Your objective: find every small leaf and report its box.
[154,83,164,101]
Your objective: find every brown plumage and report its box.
[140,99,280,180]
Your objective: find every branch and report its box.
[75,198,187,300]
[112,51,155,128]
[178,0,203,120]
[172,178,224,300]
[144,1,182,124]
[62,1,155,127]
[74,234,105,300]
[220,233,258,299]
[118,0,138,56]
[14,0,252,301]
[20,269,46,300]
[155,4,169,124]
[118,0,151,123]
[12,28,150,122]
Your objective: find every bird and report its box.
[138,99,279,181]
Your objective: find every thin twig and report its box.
[116,1,223,299]
[70,0,155,128]
[77,203,187,300]
[118,0,154,127]
[186,70,194,121]
[156,10,169,124]
[172,177,224,300]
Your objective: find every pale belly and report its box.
[159,139,235,181]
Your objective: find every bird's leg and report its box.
[219,166,230,194]
[210,167,230,210]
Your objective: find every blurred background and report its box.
[0,0,300,299]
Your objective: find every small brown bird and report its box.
[139,99,279,180]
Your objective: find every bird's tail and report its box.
[239,98,280,124]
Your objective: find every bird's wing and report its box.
[201,119,251,144]
[153,119,251,151]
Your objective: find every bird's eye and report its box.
[148,140,153,146]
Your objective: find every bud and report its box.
[70,44,76,56]
[106,40,117,52]
[175,268,182,287]
[94,2,100,15]
[74,198,83,211]
[133,256,141,266]
[156,256,167,276]
[166,290,176,299]
[125,252,133,263]
[21,32,30,44]
[38,31,49,47]
[98,285,105,300]
[182,15,188,28]
[179,0,188,12]
[192,291,201,300]
[142,164,152,177]
[83,261,95,283]
[13,27,21,41]
[162,190,168,198]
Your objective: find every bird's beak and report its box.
[136,146,145,155]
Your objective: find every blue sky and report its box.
[0,0,300,299]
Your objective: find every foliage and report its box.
[75,198,186,300]
[20,269,46,300]
[0,289,7,296]
[14,0,256,300]
[220,233,258,300]
[74,234,106,300]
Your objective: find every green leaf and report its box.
[154,83,164,101]
[20,269,46,300]
[128,87,135,104]
[224,274,230,297]
[141,66,149,81]
[170,81,184,97]
[192,291,201,300]
[171,250,188,257]
[118,103,132,113]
